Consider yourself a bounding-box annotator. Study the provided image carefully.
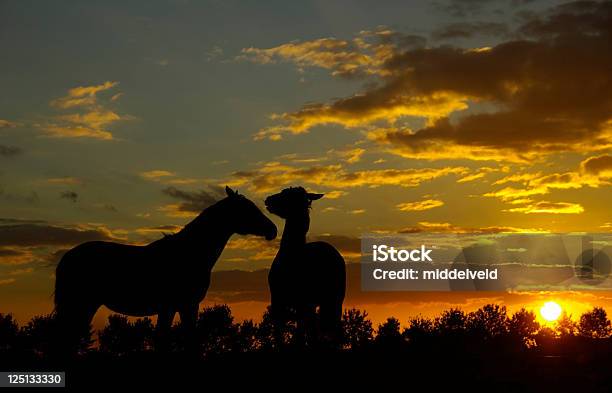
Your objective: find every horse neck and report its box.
[278,211,309,257]
[175,202,233,269]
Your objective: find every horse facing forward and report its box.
[54,186,276,354]
[265,187,346,346]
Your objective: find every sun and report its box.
[540,301,562,322]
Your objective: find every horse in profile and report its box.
[265,186,346,346]
[54,186,276,354]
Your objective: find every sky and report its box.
[1,0,611,327]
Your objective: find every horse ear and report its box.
[225,186,237,197]
[307,193,324,200]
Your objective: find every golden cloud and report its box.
[506,201,584,214]
[42,81,127,140]
[230,161,468,192]
[50,81,118,109]
[248,2,612,161]
[140,170,176,179]
[398,221,547,234]
[397,199,444,212]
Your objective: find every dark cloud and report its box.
[161,186,224,214]
[59,190,78,203]
[263,1,612,161]
[581,154,612,175]
[519,0,612,38]
[0,145,22,158]
[431,21,508,40]
[0,221,116,247]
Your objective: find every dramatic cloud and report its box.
[397,199,445,212]
[159,186,224,217]
[0,145,22,158]
[484,155,611,212]
[42,81,128,140]
[240,29,423,79]
[230,161,468,192]
[248,1,612,162]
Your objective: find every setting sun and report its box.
[540,301,563,322]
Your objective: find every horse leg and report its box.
[53,302,98,360]
[155,308,175,353]
[178,303,199,357]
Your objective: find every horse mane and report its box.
[179,196,230,236]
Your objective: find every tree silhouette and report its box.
[231,320,258,352]
[257,306,297,350]
[508,308,539,348]
[555,311,577,338]
[0,313,19,352]
[341,308,373,351]
[4,303,612,360]
[467,304,508,340]
[375,317,403,350]
[402,315,433,347]
[435,308,467,338]
[578,307,611,339]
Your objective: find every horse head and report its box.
[224,186,277,240]
[264,186,323,219]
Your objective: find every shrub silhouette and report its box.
[98,315,154,355]
[193,305,238,355]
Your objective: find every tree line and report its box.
[0,304,611,358]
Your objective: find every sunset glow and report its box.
[540,301,563,322]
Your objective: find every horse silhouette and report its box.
[265,187,346,346]
[54,186,276,354]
